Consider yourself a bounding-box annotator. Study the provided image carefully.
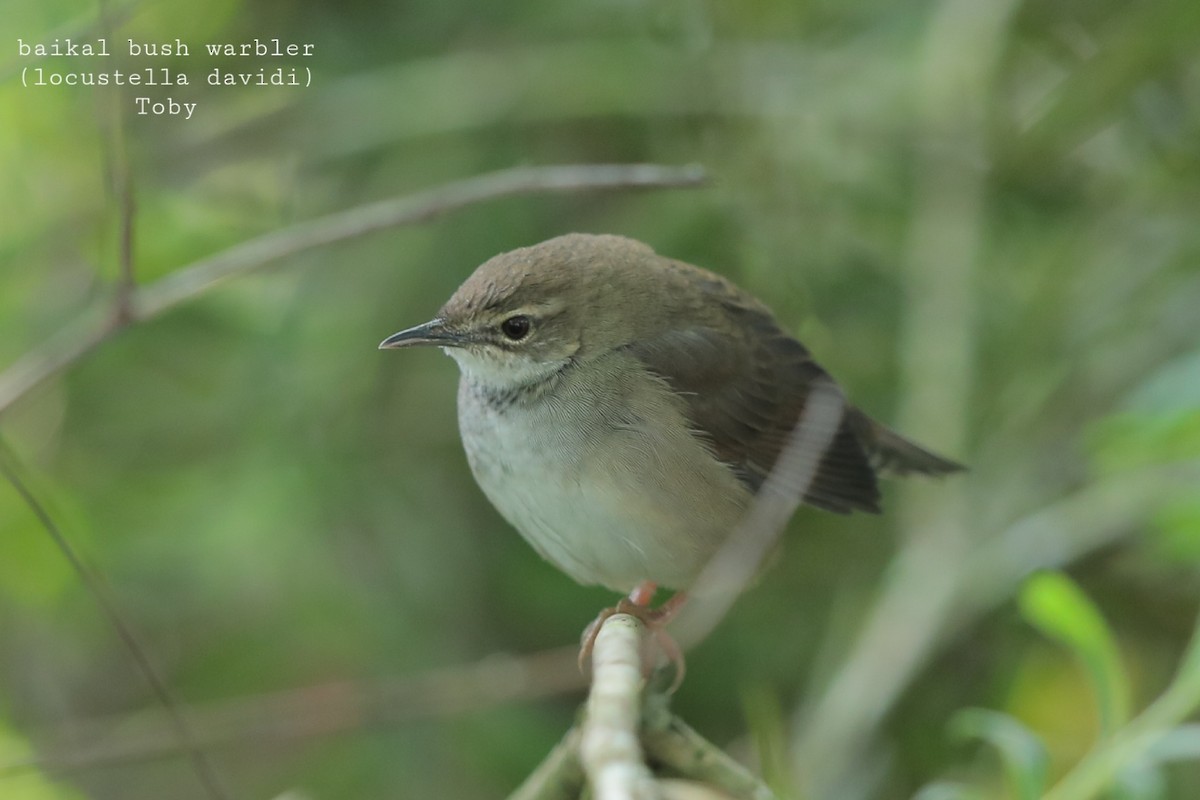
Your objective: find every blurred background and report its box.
[2,0,1199,798]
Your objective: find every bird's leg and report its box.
[579,581,690,691]
[627,580,658,607]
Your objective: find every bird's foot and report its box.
[579,582,689,692]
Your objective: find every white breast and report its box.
[454,352,749,592]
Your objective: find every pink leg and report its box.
[578,585,691,692]
[627,580,658,607]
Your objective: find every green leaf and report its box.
[950,708,1049,800]
[1018,572,1131,736]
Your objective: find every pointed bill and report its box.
[378,319,464,349]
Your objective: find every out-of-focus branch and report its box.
[1,645,584,777]
[0,439,231,800]
[0,162,706,417]
[580,614,659,799]
[132,163,705,319]
[99,6,136,325]
[508,726,586,800]
[961,460,1200,622]
[673,379,845,650]
[789,0,1019,794]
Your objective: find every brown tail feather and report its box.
[846,408,966,477]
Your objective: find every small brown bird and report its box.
[381,234,962,642]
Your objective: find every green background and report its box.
[2,0,1199,798]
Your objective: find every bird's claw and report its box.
[578,587,689,692]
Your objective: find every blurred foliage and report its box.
[2,0,1200,798]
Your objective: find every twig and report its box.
[673,378,845,649]
[98,0,136,324]
[508,726,586,800]
[581,613,659,800]
[1,645,584,777]
[789,0,1018,794]
[0,162,707,416]
[108,109,137,324]
[641,704,775,800]
[961,460,1200,625]
[132,163,706,319]
[0,439,232,800]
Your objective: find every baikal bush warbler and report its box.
[380,233,963,666]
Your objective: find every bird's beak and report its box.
[378,319,465,349]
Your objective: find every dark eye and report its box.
[500,315,531,341]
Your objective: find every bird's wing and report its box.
[623,303,882,514]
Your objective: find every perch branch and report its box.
[581,613,659,799]
[0,162,707,417]
[574,615,778,800]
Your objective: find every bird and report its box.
[380,233,963,670]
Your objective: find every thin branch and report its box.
[133,162,706,319]
[0,439,232,800]
[0,309,122,418]
[961,460,1200,624]
[641,708,775,800]
[108,107,137,324]
[673,379,845,649]
[98,0,136,324]
[2,646,584,777]
[508,726,586,800]
[581,613,659,800]
[0,162,707,416]
[789,0,1018,793]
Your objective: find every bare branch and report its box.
[576,613,777,800]
[132,162,706,319]
[0,162,707,417]
[787,0,1018,792]
[581,613,659,799]
[0,439,232,800]
[98,31,137,325]
[508,726,586,800]
[2,646,584,777]
[641,710,775,800]
[673,379,845,650]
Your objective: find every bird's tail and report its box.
[846,408,966,477]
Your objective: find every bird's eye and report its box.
[500,315,531,341]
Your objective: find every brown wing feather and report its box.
[624,301,882,515]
